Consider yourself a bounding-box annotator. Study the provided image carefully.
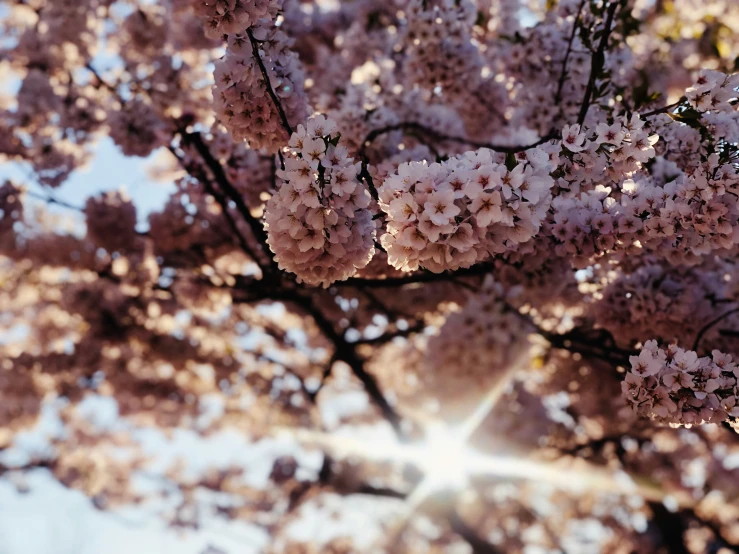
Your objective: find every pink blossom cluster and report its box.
[264,115,375,287]
[622,158,739,262]
[686,69,739,113]
[16,69,61,125]
[591,263,725,348]
[27,137,87,189]
[84,191,139,254]
[549,153,739,266]
[400,0,506,138]
[107,99,167,158]
[378,146,556,273]
[148,178,232,255]
[649,116,705,172]
[195,0,279,38]
[685,70,739,144]
[120,9,168,62]
[560,115,659,186]
[401,0,481,96]
[622,341,739,426]
[36,0,101,57]
[212,21,308,152]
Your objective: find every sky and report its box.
[0,470,267,554]
[0,138,176,225]
[0,393,360,554]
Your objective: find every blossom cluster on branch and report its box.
[623,341,739,426]
[209,2,309,151]
[264,115,375,286]
[378,145,556,272]
[195,0,279,38]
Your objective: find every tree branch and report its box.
[84,62,119,96]
[168,145,257,260]
[181,131,279,274]
[692,306,739,352]
[577,0,621,126]
[359,160,379,203]
[286,292,405,436]
[641,96,688,118]
[554,0,587,106]
[358,122,557,162]
[340,263,495,288]
[246,28,293,137]
[647,502,690,554]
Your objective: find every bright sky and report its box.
[0,393,346,554]
[0,470,266,554]
[0,138,176,226]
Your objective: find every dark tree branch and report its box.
[283,291,405,436]
[647,502,690,554]
[84,62,118,95]
[577,0,622,126]
[693,306,739,352]
[231,272,635,373]
[24,189,83,212]
[539,326,635,367]
[181,131,279,274]
[168,146,257,260]
[554,0,587,106]
[340,263,495,288]
[358,122,557,162]
[507,305,637,367]
[641,95,688,118]
[246,28,293,137]
[0,459,54,477]
[359,160,379,202]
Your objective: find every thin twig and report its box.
[554,0,587,106]
[577,0,621,125]
[640,96,688,118]
[181,132,279,273]
[24,189,83,212]
[693,306,739,352]
[246,28,293,137]
[84,63,119,95]
[358,122,556,161]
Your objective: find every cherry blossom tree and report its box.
[2,0,739,551]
